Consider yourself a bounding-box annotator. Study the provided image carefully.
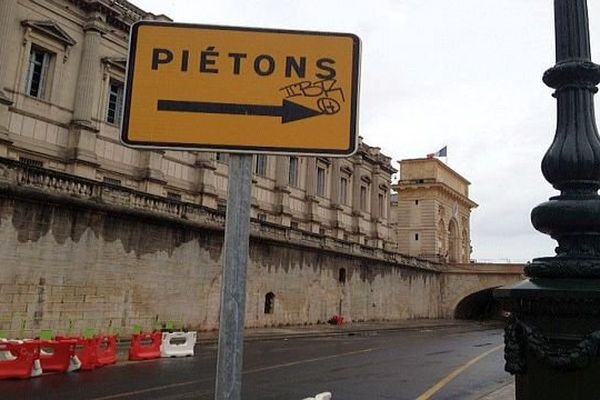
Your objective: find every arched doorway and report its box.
[448,219,460,263]
[454,288,503,320]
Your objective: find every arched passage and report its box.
[454,287,503,320]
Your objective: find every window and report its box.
[257,213,267,222]
[216,153,229,164]
[107,80,124,124]
[415,200,419,205]
[360,185,368,211]
[338,268,347,284]
[264,292,275,314]
[340,177,349,205]
[26,47,52,98]
[255,154,267,176]
[288,157,299,186]
[290,221,299,229]
[316,166,326,196]
[415,233,419,241]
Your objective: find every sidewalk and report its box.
[195,319,501,344]
[113,319,500,355]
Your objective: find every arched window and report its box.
[338,268,347,284]
[264,292,275,314]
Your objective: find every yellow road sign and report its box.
[121,21,360,156]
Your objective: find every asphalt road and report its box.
[2,324,511,400]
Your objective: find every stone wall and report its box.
[0,159,522,338]
[0,161,446,338]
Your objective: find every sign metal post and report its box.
[215,154,253,400]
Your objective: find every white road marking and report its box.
[89,347,377,400]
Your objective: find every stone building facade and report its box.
[0,0,494,337]
[0,0,396,250]
[391,158,478,263]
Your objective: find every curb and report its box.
[110,320,502,352]
[195,322,472,344]
[476,381,514,400]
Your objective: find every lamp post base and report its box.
[495,279,600,400]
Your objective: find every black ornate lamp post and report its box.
[495,0,600,398]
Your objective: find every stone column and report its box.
[495,1,600,399]
[370,167,381,219]
[330,159,344,238]
[305,157,317,196]
[274,156,289,188]
[72,16,104,126]
[0,0,18,156]
[351,158,364,242]
[305,157,319,232]
[370,167,384,248]
[139,151,167,196]
[194,152,218,208]
[351,158,362,213]
[330,159,341,205]
[67,14,105,178]
[274,156,292,225]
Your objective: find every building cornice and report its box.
[399,157,472,185]
[66,0,171,32]
[393,181,478,209]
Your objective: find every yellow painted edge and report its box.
[415,344,504,400]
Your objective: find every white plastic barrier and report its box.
[68,355,82,372]
[302,393,332,400]
[0,339,16,361]
[31,359,42,377]
[160,332,196,358]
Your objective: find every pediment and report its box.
[340,165,353,175]
[21,20,76,47]
[102,57,127,72]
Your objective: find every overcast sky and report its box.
[132,0,600,263]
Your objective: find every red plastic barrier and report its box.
[56,336,98,371]
[0,341,40,380]
[39,340,76,372]
[96,336,118,366]
[129,332,162,361]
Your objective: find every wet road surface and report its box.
[2,324,511,400]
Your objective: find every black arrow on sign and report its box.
[157,99,322,124]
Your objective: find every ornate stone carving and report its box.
[525,257,600,278]
[505,316,600,373]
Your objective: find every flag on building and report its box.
[427,146,447,159]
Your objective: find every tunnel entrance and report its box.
[454,287,503,320]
